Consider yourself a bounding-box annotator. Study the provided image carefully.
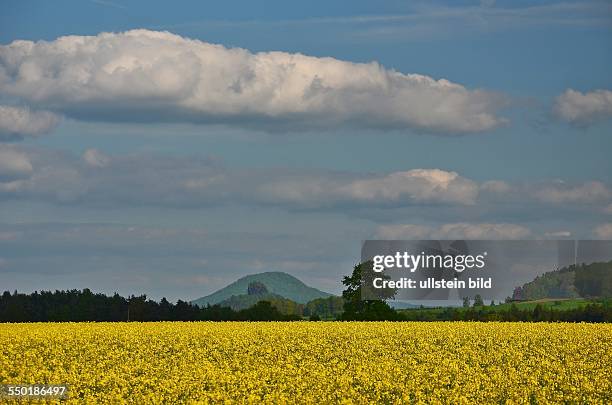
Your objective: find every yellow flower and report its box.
[0,322,610,403]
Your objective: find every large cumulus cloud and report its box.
[0,29,506,133]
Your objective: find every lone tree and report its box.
[341,262,400,321]
[473,294,484,307]
[512,286,524,301]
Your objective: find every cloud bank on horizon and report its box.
[375,223,532,240]
[0,29,508,134]
[0,146,610,216]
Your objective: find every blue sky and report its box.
[0,0,611,301]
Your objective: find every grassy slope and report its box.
[491,298,591,311]
[397,298,598,317]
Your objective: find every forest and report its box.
[0,289,300,322]
[1,260,610,323]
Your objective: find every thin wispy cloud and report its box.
[343,2,612,40]
[91,0,126,10]
[153,1,612,40]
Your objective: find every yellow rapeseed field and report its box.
[1,322,610,403]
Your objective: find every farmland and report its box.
[1,322,610,403]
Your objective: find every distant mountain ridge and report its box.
[191,272,333,306]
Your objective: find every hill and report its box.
[217,292,303,315]
[513,260,612,301]
[191,272,333,306]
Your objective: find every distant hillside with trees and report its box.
[2,261,610,323]
[512,261,612,301]
[339,263,611,322]
[191,272,332,306]
[213,281,344,318]
[0,283,344,322]
[215,281,305,316]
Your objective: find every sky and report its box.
[0,0,611,301]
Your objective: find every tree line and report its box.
[0,289,300,322]
[397,302,611,322]
[340,264,611,322]
[2,262,610,323]
[512,260,612,301]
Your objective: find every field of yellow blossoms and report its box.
[1,322,610,403]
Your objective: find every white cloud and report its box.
[172,2,611,41]
[0,147,479,208]
[375,222,531,240]
[0,105,59,140]
[534,181,611,204]
[554,89,612,127]
[480,180,511,194]
[1,147,610,221]
[593,223,612,239]
[340,169,478,205]
[0,148,85,202]
[433,223,531,239]
[544,231,571,238]
[0,147,33,181]
[337,2,612,42]
[83,149,110,168]
[479,179,612,211]
[262,169,478,206]
[0,29,506,134]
